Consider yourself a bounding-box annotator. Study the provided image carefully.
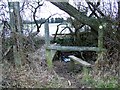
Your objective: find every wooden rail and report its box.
[47,45,105,52]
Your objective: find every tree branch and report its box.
[33,3,43,32]
[49,1,100,30]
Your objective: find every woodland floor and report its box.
[1,44,119,88]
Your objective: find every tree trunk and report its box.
[50,2,100,30]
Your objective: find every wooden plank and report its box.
[47,45,106,52]
[68,55,91,67]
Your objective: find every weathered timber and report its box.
[45,21,57,69]
[47,45,105,52]
[14,2,25,65]
[8,2,24,67]
[46,49,52,69]
[95,25,104,64]
[44,21,50,46]
[98,26,104,51]
[68,55,92,67]
[46,49,57,69]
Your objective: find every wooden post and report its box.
[45,20,50,46]
[98,25,104,52]
[44,21,52,69]
[8,2,23,67]
[96,24,104,66]
[46,50,54,69]
[14,2,24,65]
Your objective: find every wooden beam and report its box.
[47,45,105,52]
[68,55,92,67]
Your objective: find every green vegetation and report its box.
[81,68,118,88]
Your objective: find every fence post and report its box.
[96,24,104,67]
[8,2,23,67]
[44,21,52,69]
[45,20,50,46]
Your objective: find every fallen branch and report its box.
[2,46,13,60]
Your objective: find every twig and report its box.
[2,46,13,60]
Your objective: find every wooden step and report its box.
[68,55,92,67]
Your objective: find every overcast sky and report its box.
[0,0,118,22]
[6,0,76,20]
[20,0,118,20]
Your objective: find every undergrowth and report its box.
[81,67,119,88]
